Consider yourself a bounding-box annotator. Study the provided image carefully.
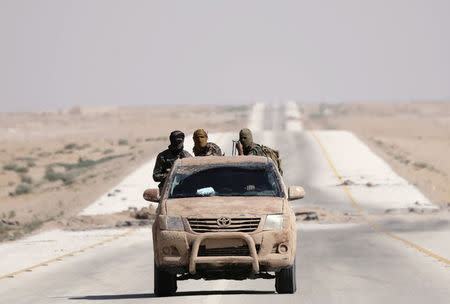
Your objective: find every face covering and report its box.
[239,128,253,149]
[169,130,185,152]
[193,129,208,152]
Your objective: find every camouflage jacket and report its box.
[153,148,191,189]
[193,142,223,156]
[243,143,265,156]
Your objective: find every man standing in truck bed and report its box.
[153,130,191,192]
[236,128,283,175]
[236,128,265,156]
[192,129,223,156]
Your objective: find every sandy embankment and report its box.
[0,105,248,240]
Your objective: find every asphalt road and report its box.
[1,104,449,303]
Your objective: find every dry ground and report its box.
[301,102,450,209]
[0,105,248,241]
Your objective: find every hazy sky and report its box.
[1,0,449,112]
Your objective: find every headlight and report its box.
[160,216,184,231]
[263,214,283,230]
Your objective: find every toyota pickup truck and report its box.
[143,156,305,296]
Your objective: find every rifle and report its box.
[232,140,239,156]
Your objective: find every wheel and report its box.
[154,260,177,297]
[275,258,297,294]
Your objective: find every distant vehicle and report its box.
[144,156,305,296]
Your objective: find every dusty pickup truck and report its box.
[143,156,305,296]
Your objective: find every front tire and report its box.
[154,260,177,297]
[275,258,297,294]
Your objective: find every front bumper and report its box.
[154,228,296,274]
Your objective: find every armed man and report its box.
[236,128,264,156]
[192,129,223,156]
[153,130,191,192]
[236,128,283,175]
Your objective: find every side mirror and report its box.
[143,188,160,202]
[288,186,305,201]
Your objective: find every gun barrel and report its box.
[231,140,238,156]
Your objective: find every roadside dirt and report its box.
[301,102,450,209]
[0,105,247,241]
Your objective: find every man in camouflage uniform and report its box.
[236,128,265,156]
[192,129,223,156]
[153,130,191,192]
[237,128,283,175]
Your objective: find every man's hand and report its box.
[236,140,244,155]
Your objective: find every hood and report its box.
[165,196,284,217]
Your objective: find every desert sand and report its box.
[0,105,247,241]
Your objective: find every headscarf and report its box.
[239,128,253,149]
[193,129,208,155]
[169,130,185,153]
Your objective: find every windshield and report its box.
[169,166,283,198]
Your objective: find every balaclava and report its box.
[239,128,253,149]
[169,130,185,153]
[193,129,208,154]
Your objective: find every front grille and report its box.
[188,217,261,233]
[198,245,260,256]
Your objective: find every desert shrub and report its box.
[23,218,44,234]
[38,152,51,157]
[3,163,17,171]
[118,139,129,146]
[59,153,130,170]
[4,163,29,173]
[74,158,96,169]
[15,166,29,173]
[44,166,75,185]
[64,143,77,150]
[43,153,131,186]
[308,113,325,119]
[145,136,166,142]
[60,172,76,185]
[0,222,12,233]
[394,154,410,165]
[8,210,16,218]
[78,143,91,150]
[221,105,248,112]
[15,157,36,162]
[66,143,91,150]
[413,162,428,169]
[44,166,61,182]
[14,183,33,195]
[103,148,114,154]
[0,222,13,242]
[27,161,36,167]
[20,174,33,184]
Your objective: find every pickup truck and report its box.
[143,156,305,296]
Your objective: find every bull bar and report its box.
[189,232,260,274]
